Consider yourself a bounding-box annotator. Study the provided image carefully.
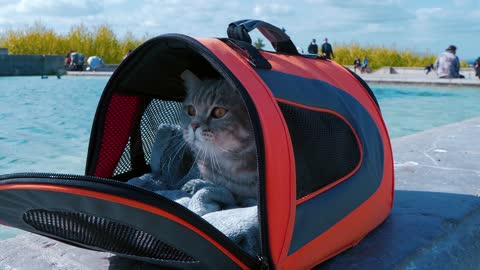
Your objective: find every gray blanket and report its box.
[127,125,259,256]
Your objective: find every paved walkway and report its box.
[1,117,479,269]
[360,73,480,87]
[67,67,480,87]
[317,117,480,269]
[66,71,113,77]
[355,67,480,87]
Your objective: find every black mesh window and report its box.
[23,209,198,262]
[278,102,361,199]
[113,99,183,177]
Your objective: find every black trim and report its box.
[130,98,149,172]
[85,42,151,176]
[0,173,255,269]
[276,102,362,199]
[221,38,272,69]
[343,66,380,110]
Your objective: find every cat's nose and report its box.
[191,123,200,131]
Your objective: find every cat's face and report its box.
[180,70,253,156]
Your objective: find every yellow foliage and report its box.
[0,23,469,68]
[333,42,438,70]
[0,21,144,63]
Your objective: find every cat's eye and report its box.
[211,107,228,119]
[187,105,196,116]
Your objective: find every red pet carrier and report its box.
[0,20,393,269]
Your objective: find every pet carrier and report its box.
[0,19,393,269]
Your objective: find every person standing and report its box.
[353,57,361,72]
[434,45,464,78]
[321,37,334,59]
[361,56,369,73]
[474,57,480,79]
[307,39,318,54]
[64,50,73,67]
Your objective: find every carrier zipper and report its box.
[0,172,258,269]
[179,36,273,267]
[257,256,270,270]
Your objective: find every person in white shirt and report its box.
[434,45,464,78]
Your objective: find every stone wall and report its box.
[0,54,65,76]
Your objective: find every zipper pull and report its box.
[256,256,270,270]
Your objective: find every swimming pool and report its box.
[373,84,480,137]
[1,76,480,239]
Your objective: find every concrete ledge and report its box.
[335,66,480,87]
[1,117,480,269]
[0,54,64,76]
[66,71,114,77]
[317,117,480,269]
[360,76,480,87]
[65,66,480,87]
[374,67,475,75]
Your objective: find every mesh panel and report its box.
[278,102,361,199]
[114,138,132,175]
[113,99,183,177]
[94,95,141,178]
[23,209,198,263]
[140,100,183,164]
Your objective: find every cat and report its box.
[179,69,257,200]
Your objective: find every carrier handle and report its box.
[227,19,299,55]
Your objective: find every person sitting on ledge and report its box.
[434,45,465,79]
[474,57,480,79]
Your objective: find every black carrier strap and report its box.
[227,19,299,55]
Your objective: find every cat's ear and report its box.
[181,69,202,91]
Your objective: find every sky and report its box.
[0,0,479,60]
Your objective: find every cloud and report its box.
[253,3,294,17]
[103,0,128,4]
[0,0,479,59]
[16,0,103,16]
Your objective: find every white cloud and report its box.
[253,3,293,16]
[0,0,478,59]
[16,0,102,16]
[104,0,128,4]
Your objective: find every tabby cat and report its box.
[180,69,257,200]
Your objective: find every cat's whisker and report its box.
[185,147,202,178]
[170,140,187,163]
[213,152,221,173]
[210,150,219,172]
[160,140,186,173]
[217,145,236,154]
[211,151,220,175]
[162,132,185,140]
[208,151,215,176]
[167,141,187,173]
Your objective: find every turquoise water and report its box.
[1,77,480,239]
[0,76,107,174]
[373,84,480,137]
